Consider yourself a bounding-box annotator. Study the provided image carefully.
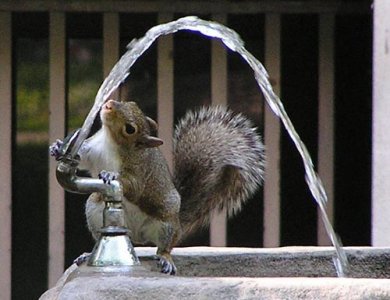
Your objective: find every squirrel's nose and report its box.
[104,99,116,110]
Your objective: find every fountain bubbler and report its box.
[54,129,139,268]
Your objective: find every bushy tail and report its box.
[173,106,265,236]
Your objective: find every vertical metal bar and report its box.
[48,12,66,287]
[0,11,12,300]
[372,0,390,246]
[210,13,227,247]
[317,13,335,246]
[103,13,119,78]
[263,13,281,248]
[157,13,174,171]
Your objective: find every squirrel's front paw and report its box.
[157,255,177,275]
[49,139,64,161]
[98,170,119,184]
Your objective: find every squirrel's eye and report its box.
[125,123,136,135]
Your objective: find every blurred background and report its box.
[1,1,372,299]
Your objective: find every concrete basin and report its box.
[40,247,390,299]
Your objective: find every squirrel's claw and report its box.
[98,170,119,184]
[158,256,177,275]
[49,139,64,161]
[73,252,91,266]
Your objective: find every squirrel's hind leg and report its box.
[155,218,181,275]
[156,249,177,275]
[73,252,91,266]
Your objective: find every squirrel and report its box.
[50,99,265,275]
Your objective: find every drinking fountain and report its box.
[54,129,139,268]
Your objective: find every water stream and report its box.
[70,16,349,277]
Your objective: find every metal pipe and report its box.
[55,154,140,268]
[55,156,123,202]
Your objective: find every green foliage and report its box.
[16,39,102,133]
[17,88,49,131]
[16,58,49,132]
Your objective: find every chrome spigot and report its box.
[87,200,139,267]
[54,129,139,268]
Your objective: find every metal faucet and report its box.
[55,129,139,267]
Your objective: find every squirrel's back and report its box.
[173,106,265,236]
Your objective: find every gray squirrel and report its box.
[50,99,265,274]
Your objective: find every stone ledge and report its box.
[138,246,390,278]
[40,247,390,300]
[44,275,390,300]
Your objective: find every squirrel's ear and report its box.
[146,116,158,132]
[138,135,164,148]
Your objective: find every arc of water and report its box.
[69,16,349,277]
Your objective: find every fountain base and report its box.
[87,232,140,267]
[40,246,390,300]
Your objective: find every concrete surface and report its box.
[40,246,390,300]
